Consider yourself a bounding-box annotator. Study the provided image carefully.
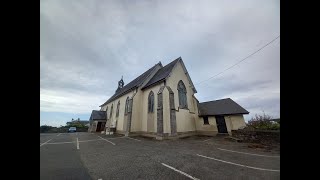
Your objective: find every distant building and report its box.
[269,118,280,124]
[89,57,249,139]
[66,119,89,126]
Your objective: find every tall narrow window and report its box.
[110,104,113,119]
[116,100,120,117]
[105,106,108,120]
[203,116,209,125]
[148,91,154,113]
[128,99,132,112]
[178,80,188,109]
[125,97,129,114]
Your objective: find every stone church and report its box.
[89,57,249,139]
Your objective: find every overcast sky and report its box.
[40,0,280,127]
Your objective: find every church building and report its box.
[88,57,249,139]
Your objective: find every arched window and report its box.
[110,104,113,119]
[116,100,120,117]
[105,106,108,120]
[148,91,154,113]
[178,80,188,109]
[125,97,129,114]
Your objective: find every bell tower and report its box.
[116,76,124,93]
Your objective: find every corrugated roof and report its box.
[142,57,180,89]
[198,98,249,116]
[100,63,160,106]
[89,110,106,120]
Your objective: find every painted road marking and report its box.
[196,154,280,172]
[77,138,79,149]
[217,148,280,158]
[94,136,125,140]
[40,139,52,147]
[79,139,103,142]
[98,136,116,145]
[126,137,141,141]
[57,133,61,136]
[41,137,125,145]
[42,139,104,144]
[46,141,74,144]
[161,163,200,180]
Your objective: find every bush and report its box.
[66,122,86,128]
[247,113,280,130]
[40,125,53,133]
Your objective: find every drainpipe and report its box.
[125,89,138,136]
[228,116,233,135]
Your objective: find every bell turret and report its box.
[116,76,124,93]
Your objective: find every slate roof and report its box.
[100,63,160,106]
[89,110,106,120]
[100,57,196,107]
[198,98,249,116]
[141,57,180,89]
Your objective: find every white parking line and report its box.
[41,136,124,146]
[41,139,105,144]
[57,133,61,136]
[217,148,280,158]
[47,141,74,144]
[196,154,280,172]
[93,136,125,140]
[40,139,52,147]
[203,138,212,142]
[126,137,141,142]
[79,139,103,142]
[161,163,200,180]
[98,136,116,145]
[77,138,79,149]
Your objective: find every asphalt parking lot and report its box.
[40,132,280,180]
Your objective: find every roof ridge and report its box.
[100,62,160,107]
[198,98,249,116]
[122,63,159,88]
[200,98,231,104]
[141,57,181,90]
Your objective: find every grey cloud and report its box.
[197,78,273,100]
[239,96,280,121]
[41,0,280,123]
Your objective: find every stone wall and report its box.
[231,129,280,145]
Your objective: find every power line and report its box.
[195,35,280,85]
